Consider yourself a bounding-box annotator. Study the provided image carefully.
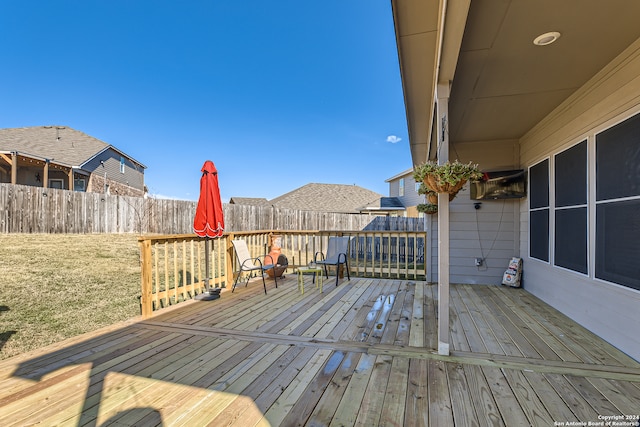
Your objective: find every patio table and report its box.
[296,265,323,294]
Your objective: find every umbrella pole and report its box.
[205,237,210,291]
[196,237,220,300]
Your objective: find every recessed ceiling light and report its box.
[533,31,561,46]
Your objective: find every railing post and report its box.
[226,234,235,287]
[139,238,153,318]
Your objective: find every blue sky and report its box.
[0,1,409,202]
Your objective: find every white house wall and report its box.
[518,37,640,361]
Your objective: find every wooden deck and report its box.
[1,275,639,426]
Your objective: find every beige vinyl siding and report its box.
[427,185,520,285]
[388,172,425,216]
[399,174,424,208]
[427,139,521,284]
[404,205,421,218]
[388,178,402,197]
[425,214,437,283]
[518,37,640,361]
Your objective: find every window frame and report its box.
[528,158,550,263]
[48,179,64,189]
[74,178,86,192]
[526,109,640,292]
[553,140,589,276]
[593,113,640,291]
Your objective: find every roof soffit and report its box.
[393,0,470,165]
[449,0,640,144]
[392,0,442,166]
[394,0,640,163]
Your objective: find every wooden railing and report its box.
[138,230,426,318]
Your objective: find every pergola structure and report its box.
[0,150,79,190]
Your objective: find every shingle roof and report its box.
[269,183,384,214]
[229,197,270,206]
[0,125,144,168]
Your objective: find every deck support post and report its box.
[437,192,450,355]
[437,82,450,356]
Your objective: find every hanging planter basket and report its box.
[413,160,482,201]
[420,185,459,205]
[417,203,438,215]
[423,174,468,194]
[426,189,460,204]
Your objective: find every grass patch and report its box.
[0,234,141,360]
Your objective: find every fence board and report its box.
[0,183,424,234]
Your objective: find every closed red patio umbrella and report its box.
[194,160,224,238]
[193,160,224,300]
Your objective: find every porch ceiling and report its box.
[392,0,640,165]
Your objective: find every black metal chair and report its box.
[314,236,351,287]
[231,239,277,294]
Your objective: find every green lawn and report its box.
[0,234,142,360]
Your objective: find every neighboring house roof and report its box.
[269,183,384,214]
[0,125,145,169]
[229,197,270,206]
[358,197,406,213]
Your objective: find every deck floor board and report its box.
[1,277,639,426]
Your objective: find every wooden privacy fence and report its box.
[0,183,424,234]
[138,230,427,318]
[0,183,194,234]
